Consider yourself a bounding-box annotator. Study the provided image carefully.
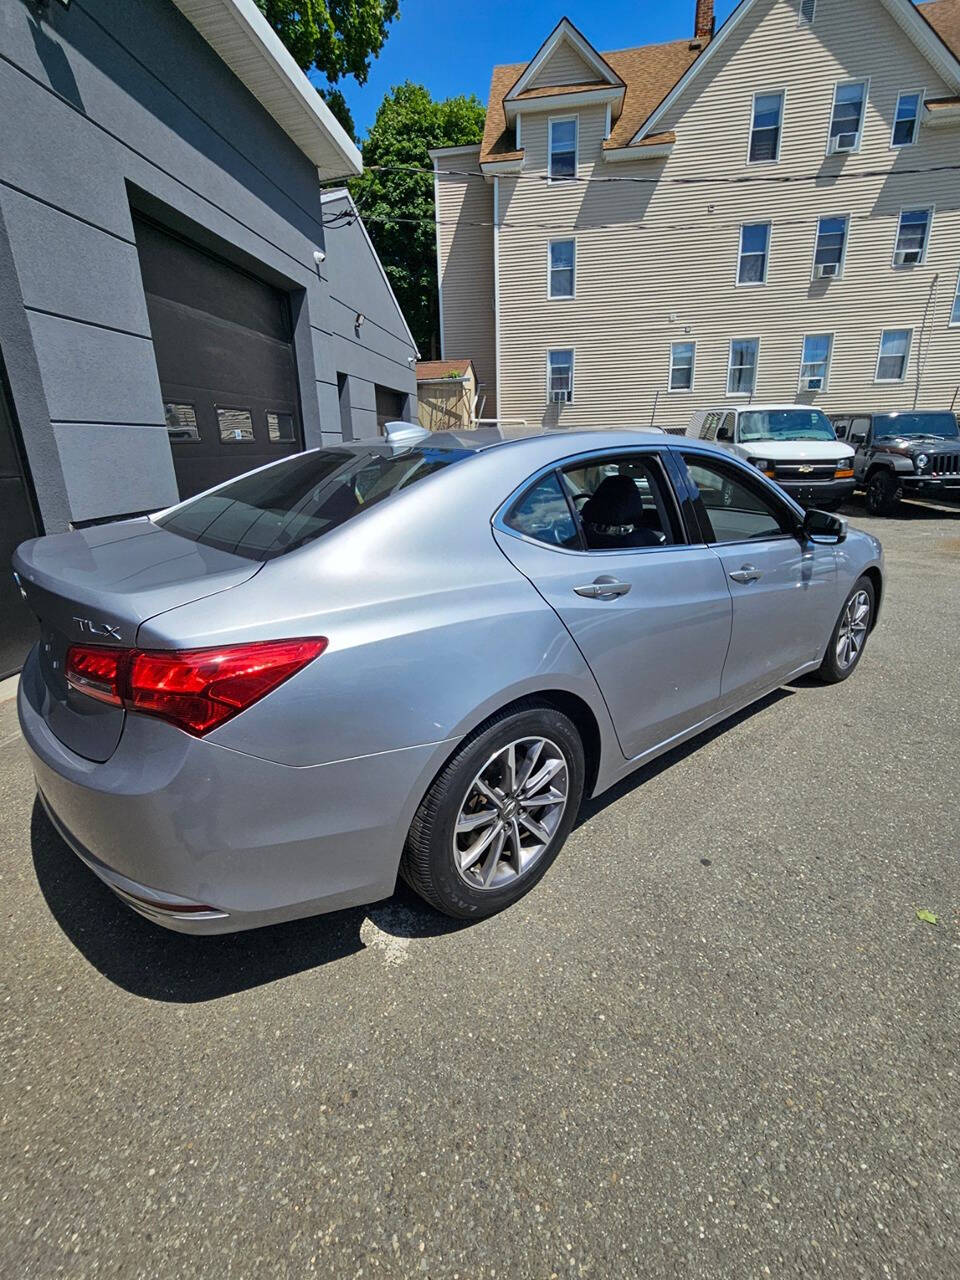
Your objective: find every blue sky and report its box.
[322,0,741,139]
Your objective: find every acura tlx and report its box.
[15,424,883,933]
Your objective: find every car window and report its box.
[832,416,851,440]
[156,444,472,560]
[682,455,791,544]
[561,455,680,551]
[504,472,581,549]
[699,412,719,441]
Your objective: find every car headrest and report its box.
[581,475,646,531]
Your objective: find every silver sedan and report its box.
[15,427,883,933]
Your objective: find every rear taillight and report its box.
[65,644,125,707]
[66,637,327,736]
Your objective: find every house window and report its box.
[727,338,759,395]
[738,223,770,284]
[799,334,833,391]
[875,329,911,382]
[669,341,696,391]
[829,81,867,152]
[547,349,574,402]
[893,208,932,265]
[799,0,816,22]
[813,215,848,277]
[749,92,784,162]
[549,118,577,180]
[951,270,960,325]
[548,239,575,298]
[892,91,922,147]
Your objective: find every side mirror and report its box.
[850,431,867,445]
[802,508,847,545]
[716,425,732,442]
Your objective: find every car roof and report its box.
[697,403,824,413]
[355,426,680,457]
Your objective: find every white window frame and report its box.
[546,348,575,404]
[950,266,960,327]
[798,0,816,27]
[797,332,834,392]
[827,79,869,156]
[810,213,850,281]
[736,222,771,286]
[548,115,578,182]
[874,328,913,384]
[891,89,924,149]
[726,337,760,397]
[747,89,785,165]
[892,205,934,267]
[547,237,576,299]
[668,340,696,393]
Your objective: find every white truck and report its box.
[689,404,856,508]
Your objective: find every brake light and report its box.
[65,645,125,707]
[66,637,327,736]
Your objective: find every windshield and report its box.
[873,412,959,440]
[738,410,837,443]
[156,444,472,560]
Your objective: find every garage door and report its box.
[0,366,39,677]
[134,218,303,500]
[375,384,405,433]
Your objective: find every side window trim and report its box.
[677,449,801,546]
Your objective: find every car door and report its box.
[492,449,732,761]
[677,451,837,704]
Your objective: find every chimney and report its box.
[693,0,714,41]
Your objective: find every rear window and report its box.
[155,445,472,560]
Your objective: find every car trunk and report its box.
[13,518,261,761]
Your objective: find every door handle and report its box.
[574,577,632,600]
[728,564,761,584]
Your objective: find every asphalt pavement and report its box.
[1,502,958,1279]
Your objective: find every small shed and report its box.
[416,360,478,431]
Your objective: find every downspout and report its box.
[913,272,939,410]
[493,175,501,419]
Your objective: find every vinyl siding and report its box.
[435,150,498,415]
[489,0,960,428]
[527,41,605,89]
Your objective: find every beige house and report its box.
[431,0,960,429]
[415,359,479,430]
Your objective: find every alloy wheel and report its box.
[452,737,569,891]
[836,589,870,669]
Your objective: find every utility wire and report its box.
[374,160,960,187]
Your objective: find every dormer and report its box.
[502,17,626,129]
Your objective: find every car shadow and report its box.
[576,687,795,825]
[30,799,463,1003]
[33,686,801,1001]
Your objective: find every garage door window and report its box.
[267,411,295,443]
[164,402,199,441]
[217,407,255,443]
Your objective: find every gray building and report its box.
[0,0,418,675]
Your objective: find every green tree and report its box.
[255,0,397,141]
[351,83,485,355]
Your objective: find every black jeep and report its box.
[831,410,960,515]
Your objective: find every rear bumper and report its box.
[777,477,856,506]
[18,647,454,935]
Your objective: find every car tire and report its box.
[400,702,585,920]
[865,469,899,516]
[818,575,876,683]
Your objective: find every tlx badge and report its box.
[73,617,122,641]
